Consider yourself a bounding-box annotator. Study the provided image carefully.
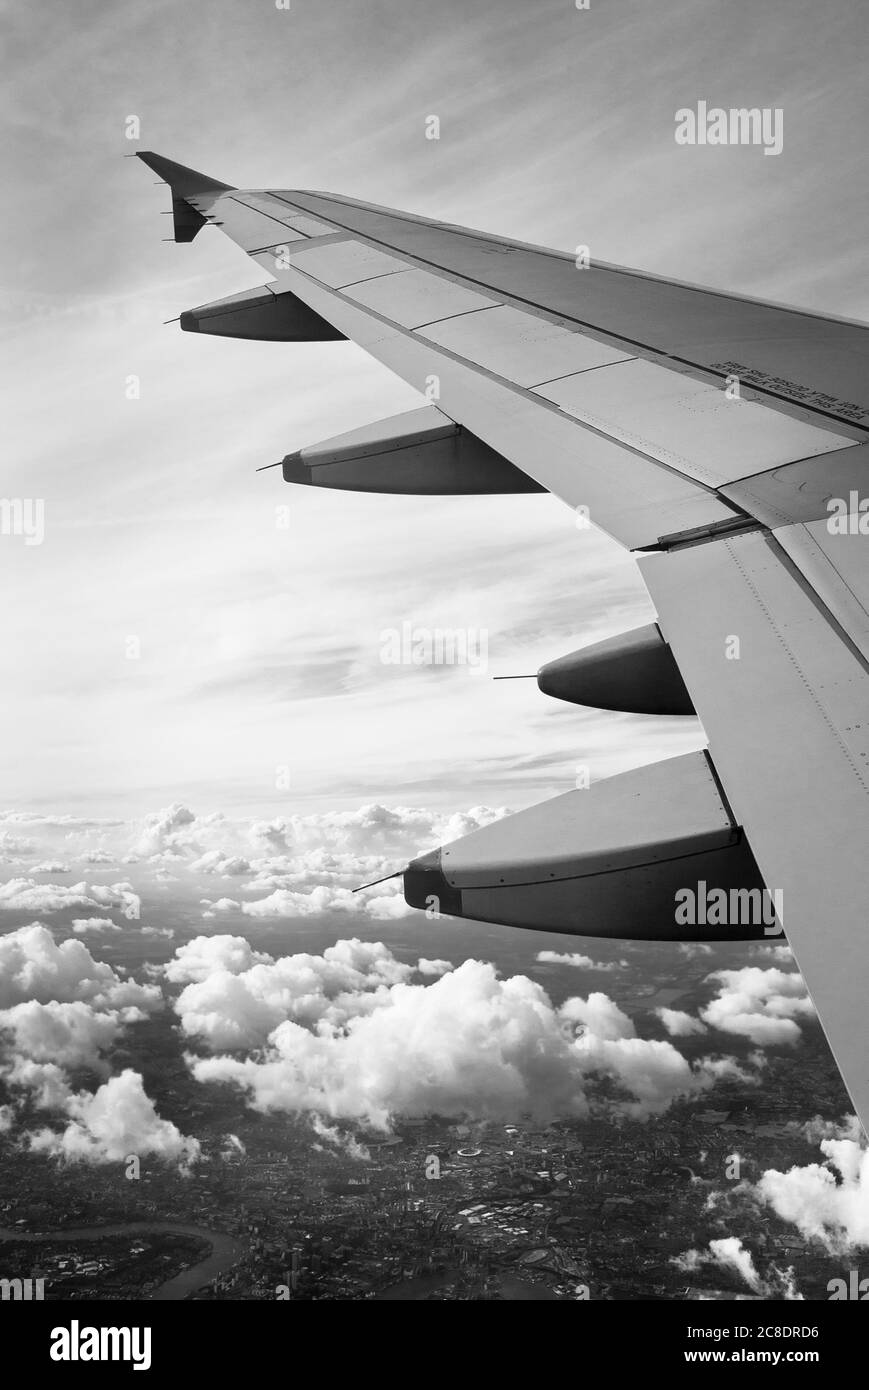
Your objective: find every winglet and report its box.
[135,151,234,196]
[136,152,234,243]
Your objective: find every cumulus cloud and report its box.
[536,951,628,971]
[6,802,512,928]
[190,850,252,877]
[0,831,37,858]
[673,1238,801,1299]
[125,803,510,929]
[751,1126,869,1254]
[4,1059,74,1109]
[201,898,242,918]
[360,889,416,919]
[164,934,272,985]
[559,992,635,1041]
[0,924,161,1012]
[310,1115,371,1160]
[249,819,290,853]
[134,803,198,858]
[27,1069,199,1168]
[749,944,795,964]
[656,1008,708,1038]
[238,879,415,921]
[178,939,753,1130]
[135,803,506,876]
[0,1000,141,1071]
[71,917,122,934]
[173,938,411,1051]
[269,804,507,860]
[240,885,358,919]
[700,967,815,1046]
[802,1114,863,1146]
[416,959,453,977]
[0,925,167,1148]
[0,878,140,919]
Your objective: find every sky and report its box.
[2,0,868,820]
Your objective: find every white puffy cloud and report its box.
[0,831,37,858]
[164,934,273,985]
[190,850,252,877]
[749,944,795,964]
[268,804,506,860]
[134,803,198,857]
[0,924,161,1012]
[134,802,507,875]
[416,959,453,977]
[201,898,242,917]
[181,941,753,1130]
[241,885,358,918]
[0,926,165,1145]
[71,917,122,934]
[174,937,412,1050]
[361,889,416,920]
[310,1115,371,1160]
[752,1127,869,1253]
[537,951,627,971]
[708,1237,764,1291]
[559,992,635,1041]
[3,802,512,929]
[3,1059,75,1109]
[240,879,416,921]
[802,1114,863,1146]
[249,819,290,853]
[673,1238,801,1298]
[700,967,815,1046]
[0,878,140,919]
[27,1069,200,1168]
[0,1000,140,1071]
[571,1034,752,1122]
[656,1008,708,1038]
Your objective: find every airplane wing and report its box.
[135,152,869,1133]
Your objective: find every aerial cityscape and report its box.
[0,808,860,1302]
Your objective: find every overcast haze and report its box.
[3,0,867,816]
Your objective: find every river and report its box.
[0,1221,247,1300]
